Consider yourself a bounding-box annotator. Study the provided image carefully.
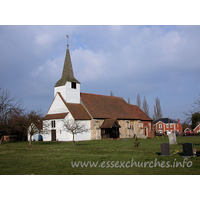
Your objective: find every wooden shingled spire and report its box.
[55,35,80,87]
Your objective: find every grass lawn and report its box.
[0,136,200,175]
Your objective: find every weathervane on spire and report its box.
[66,35,69,49]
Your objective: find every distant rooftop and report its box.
[153,118,178,124]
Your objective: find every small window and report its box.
[126,121,130,129]
[159,124,162,129]
[166,124,169,128]
[51,120,55,128]
[71,82,76,89]
[170,124,172,128]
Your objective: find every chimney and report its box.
[178,119,180,124]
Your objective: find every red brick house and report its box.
[153,118,183,135]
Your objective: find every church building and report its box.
[41,42,152,142]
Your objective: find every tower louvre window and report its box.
[71,82,76,89]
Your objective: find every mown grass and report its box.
[0,136,200,175]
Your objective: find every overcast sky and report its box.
[0,25,200,121]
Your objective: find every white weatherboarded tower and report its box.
[40,40,92,142]
[54,44,81,104]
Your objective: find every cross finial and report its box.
[66,35,69,48]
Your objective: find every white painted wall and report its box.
[74,120,91,141]
[42,120,51,141]
[54,85,66,99]
[48,93,69,114]
[65,82,80,104]
[42,113,91,142]
[54,82,80,104]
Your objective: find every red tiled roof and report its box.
[57,92,91,120]
[130,105,152,121]
[46,92,152,121]
[80,93,140,120]
[65,103,92,120]
[43,113,69,120]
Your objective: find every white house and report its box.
[38,42,153,142]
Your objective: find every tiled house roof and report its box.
[153,118,178,125]
[80,93,146,120]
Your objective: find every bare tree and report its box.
[142,97,149,116]
[63,119,90,146]
[192,95,200,113]
[184,94,200,124]
[153,97,163,120]
[136,93,141,109]
[27,123,41,145]
[9,113,28,141]
[0,87,23,145]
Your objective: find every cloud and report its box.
[1,25,200,120]
[35,33,53,47]
[72,47,108,82]
[32,54,64,78]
